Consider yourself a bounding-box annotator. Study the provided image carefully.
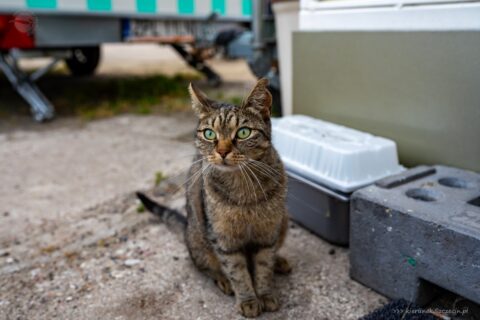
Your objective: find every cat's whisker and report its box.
[247,160,278,176]
[188,166,207,193]
[239,164,257,205]
[244,165,259,206]
[166,161,207,196]
[157,157,207,190]
[249,158,279,170]
[247,160,277,177]
[249,159,282,177]
[247,161,283,186]
[237,164,247,188]
[237,165,249,201]
[189,157,208,166]
[251,163,283,185]
[243,163,268,201]
[247,161,310,204]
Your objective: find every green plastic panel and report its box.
[293,31,480,171]
[137,0,156,13]
[87,0,111,11]
[27,0,56,9]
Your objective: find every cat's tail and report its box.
[136,192,187,233]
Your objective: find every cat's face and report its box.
[189,79,273,171]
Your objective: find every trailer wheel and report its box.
[65,46,100,76]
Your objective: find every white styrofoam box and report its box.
[272,115,404,192]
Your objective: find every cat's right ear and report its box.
[188,83,212,118]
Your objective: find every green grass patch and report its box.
[136,203,145,213]
[210,91,244,107]
[0,72,198,120]
[154,171,167,187]
[59,74,195,120]
[227,96,243,106]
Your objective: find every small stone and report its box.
[113,249,125,257]
[65,296,73,302]
[124,259,141,267]
[30,269,40,278]
[6,257,14,264]
[328,249,336,255]
[172,256,179,261]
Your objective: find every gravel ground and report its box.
[0,45,386,319]
[0,114,385,320]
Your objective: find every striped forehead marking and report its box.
[209,108,241,136]
[226,111,237,128]
[213,115,220,130]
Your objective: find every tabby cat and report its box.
[137,79,290,318]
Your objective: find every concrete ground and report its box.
[0,45,385,320]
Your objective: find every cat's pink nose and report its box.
[217,149,229,158]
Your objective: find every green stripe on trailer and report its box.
[87,0,111,11]
[27,0,56,9]
[212,0,225,15]
[137,0,156,13]
[17,0,253,18]
[178,0,194,14]
[242,0,252,16]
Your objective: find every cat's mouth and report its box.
[212,161,241,172]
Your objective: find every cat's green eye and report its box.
[204,129,216,140]
[236,127,251,139]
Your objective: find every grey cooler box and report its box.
[286,170,351,246]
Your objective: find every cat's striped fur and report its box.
[137,79,290,318]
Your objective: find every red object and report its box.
[0,14,35,49]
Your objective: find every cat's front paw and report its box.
[260,293,280,312]
[238,298,263,318]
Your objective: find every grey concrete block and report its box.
[350,165,480,305]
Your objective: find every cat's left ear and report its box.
[242,78,272,120]
[188,83,212,118]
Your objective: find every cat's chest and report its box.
[207,203,283,250]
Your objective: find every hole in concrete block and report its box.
[416,278,443,306]
[420,279,480,315]
[438,177,473,189]
[406,188,442,202]
[468,196,480,208]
